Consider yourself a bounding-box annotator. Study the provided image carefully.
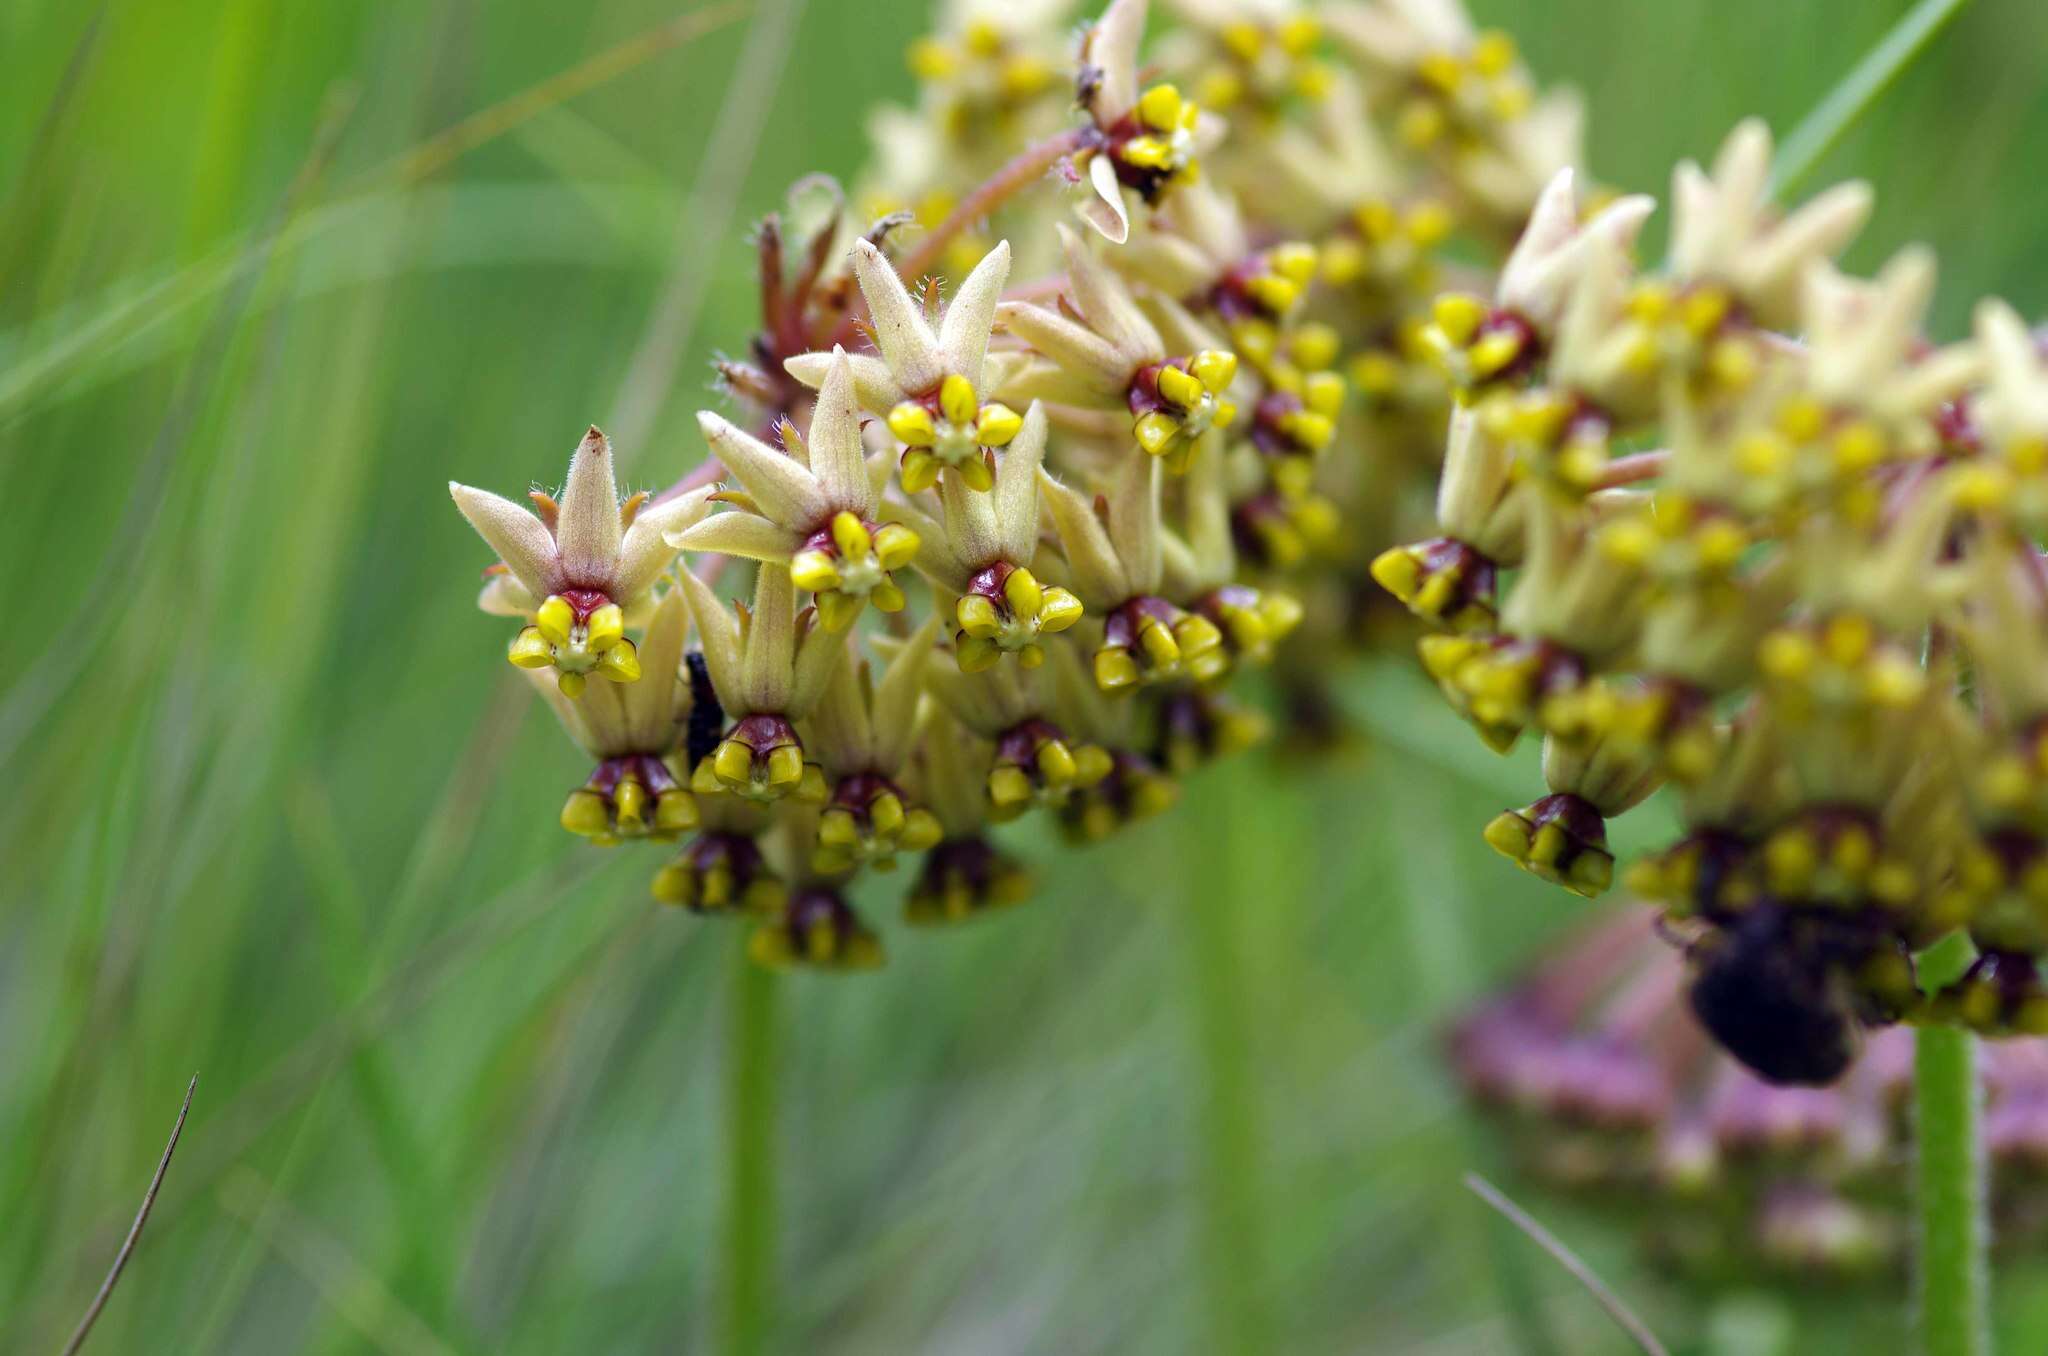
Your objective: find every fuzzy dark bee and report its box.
[684,650,724,770]
[1685,906,1861,1087]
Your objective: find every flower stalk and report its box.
[719,955,780,1356]
[1916,1024,1988,1356]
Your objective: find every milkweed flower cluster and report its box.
[1452,918,2048,1281]
[451,0,1585,969]
[1379,119,2048,1081]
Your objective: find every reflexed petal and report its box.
[941,464,1003,568]
[790,614,847,718]
[621,588,691,753]
[450,482,559,599]
[1105,451,1163,595]
[993,401,1049,565]
[850,238,944,395]
[1078,153,1132,244]
[556,427,625,588]
[741,563,798,713]
[678,566,743,712]
[871,615,940,772]
[1038,468,1130,606]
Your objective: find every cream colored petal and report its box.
[555,427,625,590]
[1138,293,1225,360]
[1061,223,1164,367]
[579,667,642,757]
[923,654,1044,736]
[476,571,539,618]
[621,587,691,753]
[1038,468,1130,606]
[937,240,1012,388]
[670,511,802,563]
[992,357,1119,409]
[1501,178,1655,329]
[526,664,603,756]
[851,237,945,394]
[789,615,845,719]
[808,347,871,513]
[450,482,560,599]
[1163,180,1236,266]
[1866,247,1938,366]
[993,401,1049,564]
[871,615,940,772]
[1891,342,1981,417]
[678,567,743,713]
[942,464,1005,568]
[1078,153,1133,244]
[1158,530,1203,598]
[882,494,972,591]
[784,350,907,412]
[1105,451,1162,594]
[1042,635,1128,745]
[696,410,828,530]
[1118,229,1219,299]
[801,641,870,772]
[1499,169,1582,300]
[1179,417,1233,581]
[616,484,715,604]
[1739,181,1871,326]
[1084,0,1147,123]
[1667,160,1716,278]
[740,563,798,713]
[1976,298,2042,399]
[996,302,1132,397]
[1711,118,1772,216]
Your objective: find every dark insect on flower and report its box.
[685,650,724,770]
[1685,907,1861,1087]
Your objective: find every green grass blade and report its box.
[1771,0,1974,197]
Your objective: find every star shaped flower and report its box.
[450,426,713,696]
[677,562,843,804]
[786,239,1020,493]
[530,587,700,845]
[1072,0,1225,243]
[883,401,1087,672]
[677,348,919,632]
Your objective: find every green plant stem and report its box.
[1771,0,1973,197]
[1180,775,1265,1355]
[720,956,780,1356]
[1915,1024,1989,1356]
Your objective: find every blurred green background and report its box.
[6,0,2048,1351]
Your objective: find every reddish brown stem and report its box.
[653,456,725,505]
[893,127,1092,283]
[1594,450,1668,490]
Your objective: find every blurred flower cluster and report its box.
[1452,917,2048,1283]
[1378,118,2048,1080]
[451,0,1587,969]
